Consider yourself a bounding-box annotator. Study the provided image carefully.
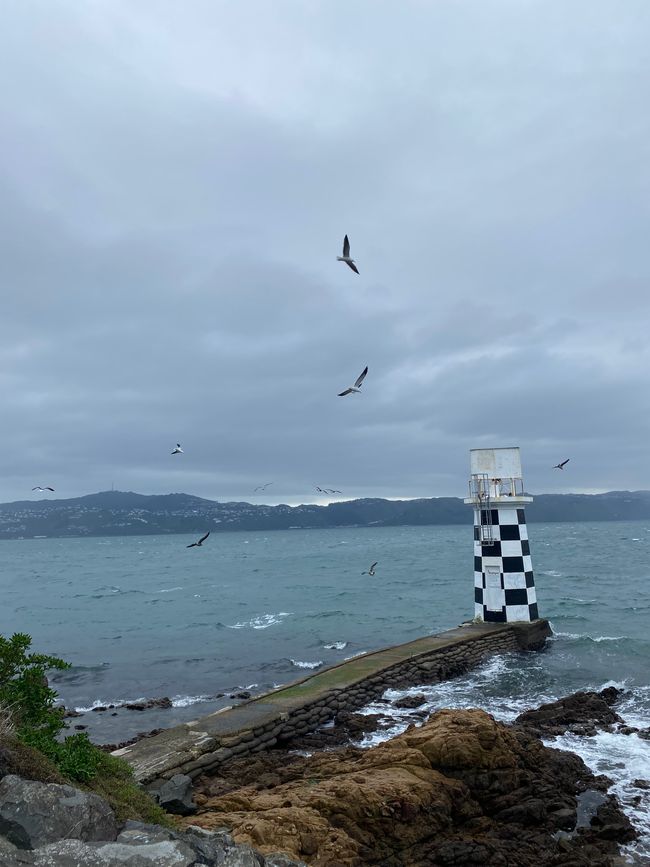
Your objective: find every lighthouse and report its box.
[464,447,538,623]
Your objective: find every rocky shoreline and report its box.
[1,688,645,865]
[182,687,642,866]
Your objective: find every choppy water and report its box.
[2,521,649,859]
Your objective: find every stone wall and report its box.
[157,622,548,782]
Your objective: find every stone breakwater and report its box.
[118,620,551,787]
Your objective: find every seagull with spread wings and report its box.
[171,443,184,455]
[187,531,210,548]
[337,234,359,274]
[338,365,368,397]
[362,562,378,576]
[553,459,570,470]
[254,482,273,493]
[32,486,54,492]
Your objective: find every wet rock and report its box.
[335,711,382,737]
[633,778,650,789]
[123,697,172,711]
[599,686,623,705]
[147,773,196,816]
[230,691,252,701]
[493,797,546,825]
[278,712,383,752]
[62,708,82,718]
[0,775,118,849]
[513,688,624,737]
[91,705,107,713]
[588,795,637,842]
[392,693,427,709]
[99,728,165,753]
[73,724,87,730]
[550,806,577,831]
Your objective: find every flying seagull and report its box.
[32,486,54,492]
[553,459,570,470]
[254,482,273,493]
[362,561,378,576]
[326,489,342,494]
[338,365,368,397]
[171,443,184,455]
[187,531,210,548]
[337,235,359,274]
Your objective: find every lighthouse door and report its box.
[485,567,502,612]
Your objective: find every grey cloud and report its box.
[1,1,650,504]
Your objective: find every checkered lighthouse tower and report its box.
[464,447,539,623]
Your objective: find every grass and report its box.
[0,730,174,828]
[0,701,15,742]
[83,751,176,827]
[0,735,66,784]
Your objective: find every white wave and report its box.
[352,662,650,856]
[237,683,259,690]
[541,569,563,577]
[291,659,323,669]
[344,651,367,660]
[226,612,292,630]
[548,730,650,862]
[551,631,627,643]
[157,586,183,593]
[74,697,144,713]
[171,694,213,708]
[324,641,348,650]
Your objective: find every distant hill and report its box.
[0,489,649,539]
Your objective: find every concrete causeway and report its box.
[117,618,551,786]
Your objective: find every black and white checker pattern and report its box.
[473,506,538,622]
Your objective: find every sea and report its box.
[2,521,650,862]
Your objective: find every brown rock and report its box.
[186,708,634,866]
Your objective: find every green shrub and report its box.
[0,632,102,782]
[0,632,69,744]
[0,631,170,823]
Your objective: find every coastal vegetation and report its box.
[0,630,170,825]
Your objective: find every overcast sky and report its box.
[1,1,649,505]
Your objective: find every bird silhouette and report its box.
[338,366,368,397]
[336,234,359,274]
[187,531,210,548]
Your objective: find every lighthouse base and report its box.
[473,505,538,624]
